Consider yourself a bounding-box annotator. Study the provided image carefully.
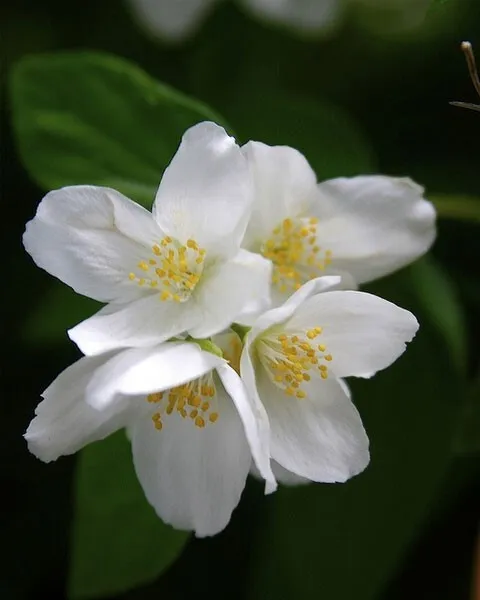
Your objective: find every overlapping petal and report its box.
[314,176,436,284]
[286,289,419,378]
[153,122,253,259]
[23,186,163,303]
[130,380,251,536]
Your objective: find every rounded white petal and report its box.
[86,342,224,409]
[188,249,273,338]
[130,382,251,537]
[24,354,134,462]
[216,363,276,494]
[240,0,342,33]
[258,371,369,482]
[153,122,253,259]
[248,276,341,342]
[127,0,218,41]
[68,293,200,355]
[23,186,162,303]
[241,142,318,250]
[314,176,436,284]
[286,290,419,378]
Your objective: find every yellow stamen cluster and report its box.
[128,236,206,302]
[259,327,333,399]
[146,377,219,431]
[261,217,332,293]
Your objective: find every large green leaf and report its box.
[23,283,100,345]
[10,51,227,207]
[69,431,189,599]
[408,256,467,373]
[247,271,462,600]
[222,87,376,179]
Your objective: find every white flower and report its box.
[23,122,272,356]
[241,141,436,306]
[126,0,431,43]
[25,339,276,537]
[241,276,419,483]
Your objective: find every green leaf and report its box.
[222,87,376,179]
[69,431,189,599]
[408,256,467,373]
[453,376,480,455]
[430,193,480,224]
[247,272,462,600]
[10,51,227,207]
[23,283,101,345]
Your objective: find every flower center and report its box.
[261,217,332,293]
[146,373,219,431]
[258,327,333,399]
[129,236,206,302]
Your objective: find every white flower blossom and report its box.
[126,0,431,43]
[23,122,272,356]
[240,276,419,484]
[25,339,276,537]
[241,141,436,306]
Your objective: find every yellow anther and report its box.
[138,278,145,286]
[286,387,295,396]
[324,354,333,361]
[303,373,311,381]
[309,217,319,225]
[300,227,309,237]
[150,281,158,288]
[160,290,171,301]
[201,401,210,412]
[138,261,149,271]
[187,239,198,249]
[296,390,307,399]
[152,245,161,255]
[314,327,323,334]
[173,294,181,303]
[195,416,206,428]
[318,344,326,352]
[128,272,136,280]
[195,256,204,264]
[149,259,157,265]
[321,371,328,379]
[190,409,198,419]
[209,413,219,423]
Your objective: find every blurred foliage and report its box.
[70,432,189,599]
[2,0,480,599]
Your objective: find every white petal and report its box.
[24,354,134,462]
[188,249,273,338]
[248,276,341,342]
[130,382,251,537]
[259,372,369,482]
[314,176,436,284]
[240,0,342,33]
[86,342,224,409]
[216,363,276,494]
[153,122,253,259]
[23,186,162,303]
[69,293,200,355]
[127,0,218,41]
[250,460,309,486]
[241,142,318,250]
[286,290,419,378]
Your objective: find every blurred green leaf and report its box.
[453,375,480,455]
[247,272,462,600]
[223,87,376,179]
[408,256,467,373]
[69,431,189,599]
[430,194,480,224]
[10,51,227,207]
[24,283,100,344]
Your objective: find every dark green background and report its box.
[1,1,479,599]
